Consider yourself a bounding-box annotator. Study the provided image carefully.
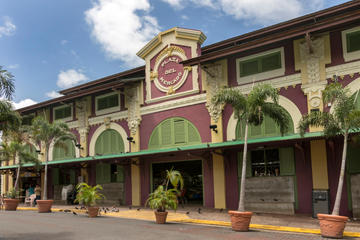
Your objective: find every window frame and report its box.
[236,47,285,84]
[342,26,360,62]
[53,104,73,122]
[95,92,121,116]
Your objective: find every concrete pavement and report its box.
[0,211,328,240]
[15,205,360,238]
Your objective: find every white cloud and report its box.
[12,99,37,110]
[163,0,325,26]
[0,16,16,38]
[161,0,183,9]
[61,40,68,45]
[46,91,63,99]
[85,0,161,67]
[57,69,88,89]
[7,64,19,69]
[181,15,189,20]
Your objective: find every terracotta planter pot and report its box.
[4,199,19,211]
[37,200,53,213]
[154,211,168,224]
[87,206,100,218]
[228,211,252,232]
[317,213,348,239]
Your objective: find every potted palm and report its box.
[299,81,360,238]
[212,84,291,231]
[75,182,105,217]
[3,188,20,211]
[29,116,76,213]
[146,169,183,224]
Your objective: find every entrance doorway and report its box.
[152,160,203,205]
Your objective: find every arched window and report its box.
[95,129,124,155]
[148,117,201,149]
[236,106,294,140]
[53,139,76,161]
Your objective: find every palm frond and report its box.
[212,88,247,119]
[248,84,279,107]
[0,66,15,100]
[261,102,291,135]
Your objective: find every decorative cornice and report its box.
[326,60,360,79]
[141,93,206,116]
[145,89,200,104]
[88,111,127,126]
[235,73,302,94]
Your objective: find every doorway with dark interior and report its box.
[151,160,203,206]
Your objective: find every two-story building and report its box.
[1,0,360,217]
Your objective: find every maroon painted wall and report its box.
[294,142,313,214]
[225,151,239,210]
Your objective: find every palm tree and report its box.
[0,140,40,191]
[29,116,76,200]
[212,84,291,212]
[298,81,360,216]
[0,66,20,132]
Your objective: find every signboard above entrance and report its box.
[151,46,191,94]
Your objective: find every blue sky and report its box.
[0,0,347,109]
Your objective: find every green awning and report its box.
[0,131,323,170]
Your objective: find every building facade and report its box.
[1,1,360,217]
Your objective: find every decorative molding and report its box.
[88,111,127,126]
[234,73,302,94]
[299,38,325,84]
[89,122,129,156]
[126,85,142,135]
[326,60,360,78]
[67,120,79,129]
[141,93,206,116]
[145,89,200,104]
[204,63,225,123]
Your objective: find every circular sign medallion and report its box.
[157,55,184,89]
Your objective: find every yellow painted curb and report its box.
[15,207,360,238]
[175,219,360,238]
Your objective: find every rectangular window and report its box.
[251,149,280,177]
[236,48,285,84]
[346,30,360,53]
[97,93,119,111]
[54,106,72,121]
[239,51,281,77]
[342,27,360,62]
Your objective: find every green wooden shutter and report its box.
[53,139,76,161]
[174,119,186,144]
[52,168,60,185]
[346,31,360,53]
[117,165,124,182]
[279,147,295,176]
[264,116,278,136]
[238,151,252,178]
[102,163,111,183]
[69,169,76,184]
[149,128,160,149]
[188,122,201,143]
[347,145,360,174]
[161,120,172,145]
[240,59,259,77]
[95,129,124,155]
[250,124,262,138]
[96,164,104,184]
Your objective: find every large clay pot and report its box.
[154,211,168,224]
[37,200,53,213]
[87,206,99,218]
[228,211,252,232]
[317,213,348,239]
[4,199,19,211]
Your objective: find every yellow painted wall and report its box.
[131,160,141,206]
[212,151,226,209]
[310,140,329,189]
[211,118,223,143]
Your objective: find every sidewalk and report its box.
[17,204,360,238]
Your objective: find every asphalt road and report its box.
[0,211,330,240]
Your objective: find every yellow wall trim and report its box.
[310,140,329,189]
